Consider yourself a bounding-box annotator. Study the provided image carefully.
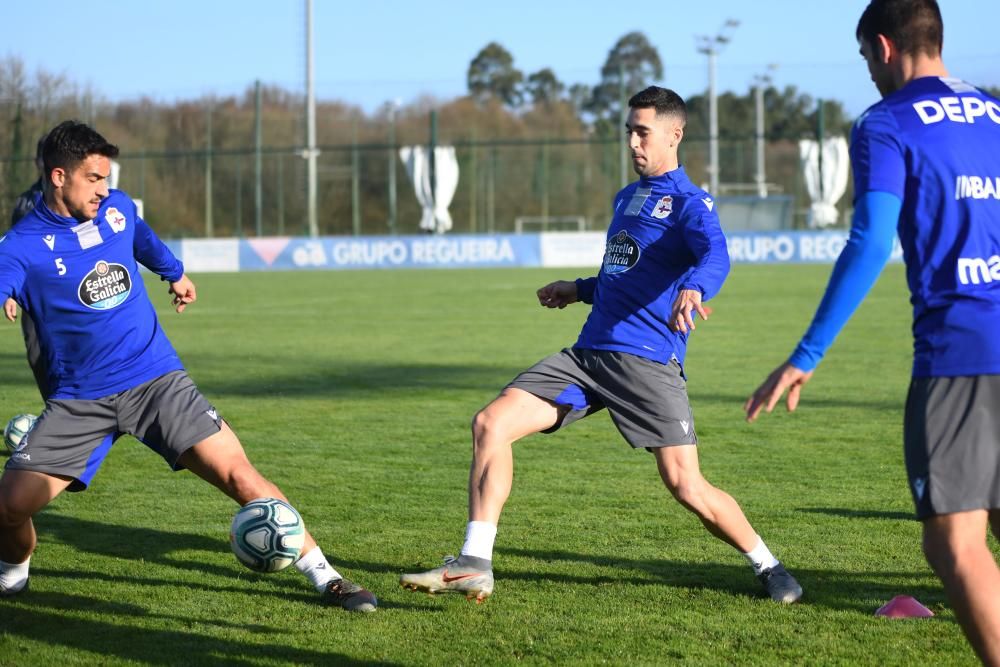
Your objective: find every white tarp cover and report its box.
[799,137,849,228]
[399,146,460,233]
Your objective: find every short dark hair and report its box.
[41,121,119,184]
[35,134,47,161]
[628,86,687,124]
[856,0,943,58]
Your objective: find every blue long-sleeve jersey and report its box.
[573,166,730,369]
[789,77,1000,377]
[0,190,185,399]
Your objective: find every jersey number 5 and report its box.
[55,258,66,276]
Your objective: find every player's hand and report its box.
[3,298,17,323]
[668,289,712,333]
[744,362,814,423]
[168,275,197,313]
[537,280,578,309]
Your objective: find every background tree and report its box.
[525,68,565,107]
[587,32,663,123]
[467,42,524,108]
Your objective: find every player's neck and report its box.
[648,158,680,178]
[896,53,949,88]
[44,192,73,219]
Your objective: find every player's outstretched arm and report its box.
[3,297,16,322]
[744,362,814,422]
[536,280,578,309]
[668,289,713,334]
[168,275,197,313]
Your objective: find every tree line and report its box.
[3,36,996,236]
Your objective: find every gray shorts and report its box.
[5,370,223,491]
[904,374,1000,519]
[507,348,696,448]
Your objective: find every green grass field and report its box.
[0,265,985,665]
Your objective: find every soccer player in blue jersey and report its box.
[401,87,802,605]
[5,134,49,399]
[745,1,1000,661]
[0,121,377,612]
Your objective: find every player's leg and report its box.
[469,387,566,524]
[401,350,594,601]
[126,371,376,612]
[905,375,1000,657]
[401,387,566,601]
[0,470,72,594]
[0,399,117,595]
[922,510,1000,665]
[650,445,801,603]
[652,444,756,549]
[595,351,802,603]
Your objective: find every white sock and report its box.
[0,556,30,593]
[294,547,342,592]
[743,536,780,575]
[460,521,497,561]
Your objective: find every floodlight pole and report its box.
[753,65,777,198]
[697,19,739,197]
[387,100,398,235]
[305,0,319,237]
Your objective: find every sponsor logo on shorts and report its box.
[680,420,689,434]
[78,261,132,310]
[603,230,641,274]
[912,476,927,501]
[206,409,219,422]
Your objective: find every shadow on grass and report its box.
[798,507,914,521]
[493,545,947,615]
[188,359,525,399]
[36,512,240,580]
[32,513,441,613]
[1,595,393,666]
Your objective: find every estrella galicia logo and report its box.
[603,230,641,274]
[78,261,132,310]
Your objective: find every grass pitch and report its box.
[0,265,984,665]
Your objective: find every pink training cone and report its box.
[875,595,935,618]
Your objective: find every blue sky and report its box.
[5,1,999,117]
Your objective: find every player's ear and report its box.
[875,33,894,64]
[49,167,66,188]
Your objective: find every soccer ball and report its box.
[230,498,305,572]
[3,414,37,454]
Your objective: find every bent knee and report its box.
[0,498,33,529]
[471,407,509,445]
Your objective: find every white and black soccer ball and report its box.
[3,413,37,454]
[230,497,305,572]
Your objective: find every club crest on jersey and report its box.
[603,230,641,274]
[105,207,127,233]
[651,195,673,219]
[78,260,131,310]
